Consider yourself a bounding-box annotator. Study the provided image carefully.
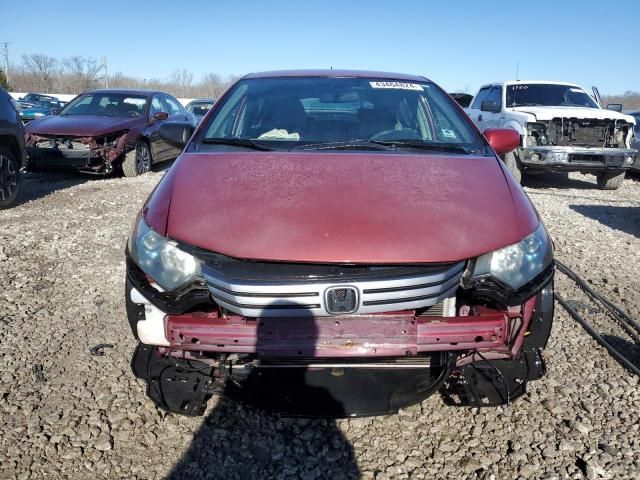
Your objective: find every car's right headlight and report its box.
[128,216,201,291]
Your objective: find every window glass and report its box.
[163,95,184,116]
[471,88,491,109]
[201,77,482,150]
[150,96,164,116]
[486,87,502,107]
[60,93,147,117]
[506,84,599,108]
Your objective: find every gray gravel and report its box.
[0,170,639,479]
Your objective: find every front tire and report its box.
[122,141,152,177]
[501,151,522,184]
[596,170,625,190]
[0,146,21,209]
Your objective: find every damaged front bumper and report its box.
[25,132,130,174]
[125,262,555,416]
[519,146,637,172]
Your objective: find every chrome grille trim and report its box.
[203,261,464,317]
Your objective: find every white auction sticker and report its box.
[369,81,424,91]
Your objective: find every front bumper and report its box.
[27,145,108,172]
[518,146,636,171]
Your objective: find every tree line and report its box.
[3,53,240,99]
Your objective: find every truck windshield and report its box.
[200,76,483,152]
[506,84,599,109]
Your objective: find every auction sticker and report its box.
[370,81,423,91]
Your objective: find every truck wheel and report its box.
[122,142,152,178]
[0,146,21,209]
[501,152,522,184]
[596,170,625,190]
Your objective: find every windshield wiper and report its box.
[201,137,273,151]
[369,140,474,153]
[294,140,395,151]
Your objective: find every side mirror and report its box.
[483,128,520,156]
[481,101,501,113]
[606,103,623,112]
[52,108,60,115]
[153,111,169,121]
[158,121,194,149]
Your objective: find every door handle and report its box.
[478,114,483,122]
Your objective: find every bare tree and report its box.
[63,56,102,92]
[167,69,194,97]
[21,53,59,92]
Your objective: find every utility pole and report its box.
[102,56,108,88]
[1,43,9,83]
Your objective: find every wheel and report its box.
[0,146,21,209]
[501,151,522,184]
[122,141,152,177]
[596,170,625,190]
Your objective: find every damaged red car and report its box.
[125,70,555,417]
[24,89,194,176]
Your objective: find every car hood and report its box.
[25,115,140,137]
[157,151,536,264]
[508,106,636,123]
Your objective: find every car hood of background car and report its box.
[508,106,636,123]
[25,115,140,137]
[152,151,538,264]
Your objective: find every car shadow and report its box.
[601,335,640,371]
[14,170,90,206]
[523,172,596,190]
[167,395,359,479]
[165,312,360,479]
[569,204,640,237]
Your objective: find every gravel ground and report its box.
[0,169,639,480]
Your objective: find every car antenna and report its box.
[515,61,519,81]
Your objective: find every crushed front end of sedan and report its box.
[25,131,130,174]
[125,70,555,417]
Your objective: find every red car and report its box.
[125,70,554,417]
[24,89,195,176]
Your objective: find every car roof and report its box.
[84,88,165,96]
[478,80,584,89]
[188,98,216,103]
[242,69,429,82]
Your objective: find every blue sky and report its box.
[2,0,638,94]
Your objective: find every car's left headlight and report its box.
[128,216,201,291]
[468,222,553,290]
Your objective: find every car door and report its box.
[147,95,170,162]
[161,94,192,159]
[481,86,504,129]
[467,87,491,129]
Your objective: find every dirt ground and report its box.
[0,169,638,479]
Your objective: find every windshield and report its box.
[506,84,599,108]
[187,102,215,116]
[60,93,148,117]
[199,77,483,152]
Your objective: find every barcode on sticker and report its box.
[370,81,423,91]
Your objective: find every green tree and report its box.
[0,69,10,90]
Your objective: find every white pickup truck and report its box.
[464,81,637,189]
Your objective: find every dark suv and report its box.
[0,88,26,208]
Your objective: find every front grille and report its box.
[202,261,464,317]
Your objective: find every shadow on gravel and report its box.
[601,335,640,371]
[15,170,90,206]
[164,312,359,480]
[569,205,640,237]
[167,396,359,480]
[523,172,596,190]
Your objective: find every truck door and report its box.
[467,87,491,129]
[481,86,504,128]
